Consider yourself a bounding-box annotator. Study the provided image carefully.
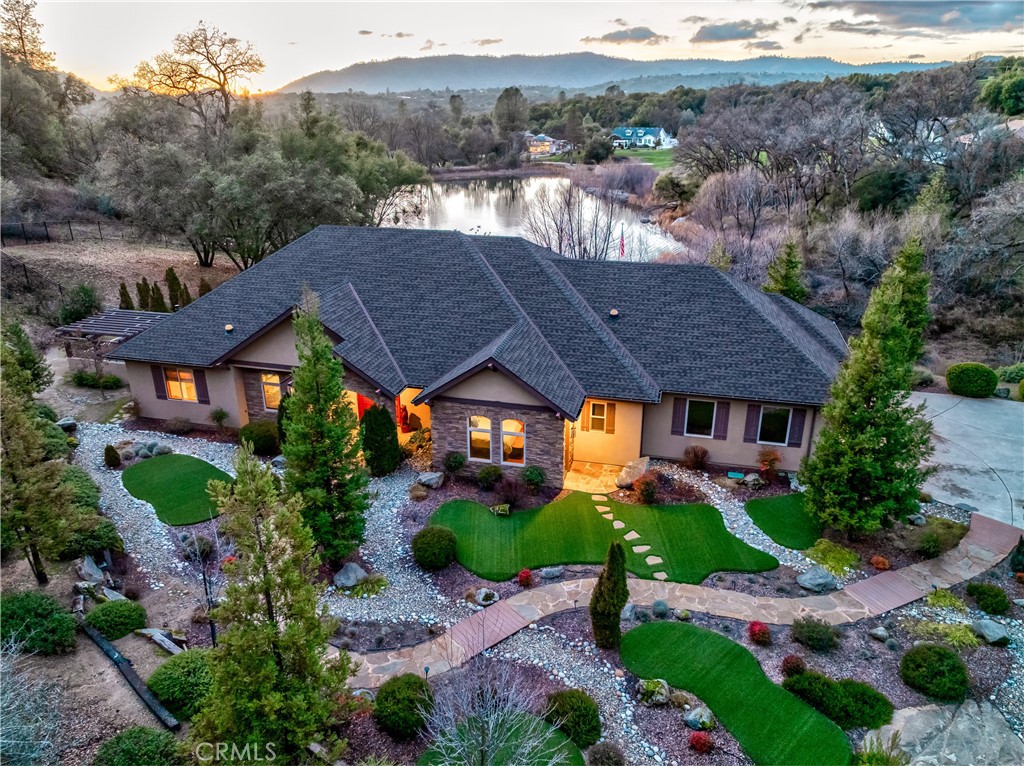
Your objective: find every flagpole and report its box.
[619,223,625,260]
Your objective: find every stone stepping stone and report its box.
[602,513,614,520]
[653,572,668,581]
[595,505,611,512]
[624,530,640,541]
[591,495,608,501]
[613,520,625,530]
[645,555,663,565]
[632,545,651,553]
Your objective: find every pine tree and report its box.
[589,542,629,649]
[118,281,134,310]
[764,241,809,304]
[164,267,182,309]
[361,404,402,477]
[860,236,930,374]
[912,169,953,224]
[282,292,369,561]
[135,278,151,311]
[2,323,53,393]
[708,240,731,272]
[198,277,213,296]
[190,443,352,760]
[148,283,169,313]
[178,282,193,307]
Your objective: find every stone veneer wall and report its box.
[240,370,275,422]
[430,397,565,487]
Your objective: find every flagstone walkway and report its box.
[346,513,1021,688]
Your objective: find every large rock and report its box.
[102,587,128,602]
[333,562,369,589]
[473,587,500,606]
[635,678,669,706]
[418,471,444,489]
[76,555,104,584]
[796,565,838,593]
[971,619,1010,646]
[270,455,287,469]
[739,473,767,490]
[869,626,890,642]
[620,603,636,621]
[539,566,564,580]
[683,705,716,731]
[908,513,927,527]
[616,456,650,488]
[55,417,77,432]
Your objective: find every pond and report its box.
[402,175,681,260]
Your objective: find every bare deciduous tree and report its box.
[0,640,62,766]
[521,182,617,260]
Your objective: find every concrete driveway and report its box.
[910,392,1024,529]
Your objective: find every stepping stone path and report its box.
[602,513,614,520]
[590,496,673,588]
[652,572,668,580]
[595,505,611,512]
[591,495,608,501]
[645,555,663,565]
[613,520,625,529]
[633,545,651,553]
[624,530,640,541]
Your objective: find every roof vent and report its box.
[224,324,234,333]
[609,308,620,318]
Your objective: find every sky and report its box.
[36,0,1024,92]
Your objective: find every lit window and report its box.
[684,400,716,438]
[758,407,792,446]
[467,415,491,462]
[501,419,525,465]
[165,367,197,402]
[261,373,283,411]
[590,402,606,432]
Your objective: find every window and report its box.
[501,419,525,465]
[684,400,716,438]
[261,373,283,411]
[758,406,792,445]
[590,402,607,432]
[164,367,197,402]
[467,415,491,462]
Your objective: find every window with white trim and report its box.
[758,406,792,445]
[261,372,283,410]
[467,415,491,461]
[684,400,716,438]
[501,419,525,465]
[590,401,607,432]
[164,367,197,402]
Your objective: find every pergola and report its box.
[56,309,168,342]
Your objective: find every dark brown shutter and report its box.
[605,403,616,435]
[671,398,687,435]
[580,402,590,431]
[743,404,762,443]
[713,401,730,441]
[787,407,807,448]
[151,365,167,400]
[194,369,210,405]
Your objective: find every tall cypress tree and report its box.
[764,241,809,304]
[860,236,930,374]
[164,267,182,309]
[149,283,169,313]
[198,277,213,296]
[361,404,402,477]
[135,278,151,311]
[282,291,368,561]
[178,282,193,307]
[190,443,352,760]
[118,281,134,310]
[589,541,629,649]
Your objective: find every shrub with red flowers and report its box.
[870,555,890,571]
[518,568,534,588]
[689,731,714,754]
[781,654,806,678]
[748,620,772,646]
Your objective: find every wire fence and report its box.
[0,220,190,249]
[1,249,67,319]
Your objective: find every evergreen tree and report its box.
[190,443,352,760]
[178,282,193,307]
[2,322,53,393]
[764,241,809,303]
[135,278,151,311]
[282,292,368,561]
[708,240,731,272]
[360,404,402,477]
[912,169,953,223]
[117,281,134,310]
[860,236,930,373]
[198,277,213,296]
[148,282,169,313]
[589,542,628,649]
[164,266,182,309]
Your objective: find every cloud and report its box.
[611,18,629,27]
[395,32,413,39]
[827,19,884,36]
[581,26,671,45]
[472,38,503,47]
[807,1,1022,33]
[689,19,780,43]
[744,40,784,50]
[783,16,798,24]
[681,15,709,24]
[420,39,435,51]
[906,53,926,58]
[358,30,372,36]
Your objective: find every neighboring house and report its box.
[108,227,847,488]
[610,126,677,149]
[529,134,555,155]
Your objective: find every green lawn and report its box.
[745,493,822,550]
[621,623,852,766]
[429,492,778,583]
[612,147,674,169]
[121,454,230,525]
[418,716,583,765]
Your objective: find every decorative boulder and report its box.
[474,587,500,606]
[55,417,77,432]
[635,678,670,707]
[616,456,650,489]
[869,626,890,642]
[796,565,838,593]
[102,587,128,602]
[971,620,1010,647]
[76,555,104,584]
[995,387,1010,399]
[739,473,767,489]
[539,566,565,580]
[270,455,287,469]
[417,471,444,489]
[908,514,927,527]
[620,603,636,621]
[683,705,716,731]
[333,562,369,589]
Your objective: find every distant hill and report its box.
[280,52,951,94]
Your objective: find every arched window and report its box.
[467,415,491,462]
[501,419,525,465]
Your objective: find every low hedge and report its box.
[413,526,457,571]
[0,592,77,655]
[147,649,214,719]
[373,672,433,739]
[93,727,183,766]
[545,688,601,748]
[85,600,147,640]
[900,643,968,702]
[782,672,892,730]
[965,582,1010,615]
[239,419,279,456]
[945,363,997,398]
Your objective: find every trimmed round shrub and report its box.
[85,599,147,640]
[34,402,57,422]
[945,363,997,398]
[682,444,709,470]
[783,672,892,729]
[689,731,714,754]
[239,419,279,456]
[837,679,894,729]
[545,688,601,748]
[522,465,546,491]
[748,620,772,646]
[361,404,402,477]
[0,592,77,655]
[634,471,659,504]
[412,526,457,571]
[373,672,433,739]
[147,649,213,719]
[586,741,626,766]
[495,477,528,508]
[652,599,670,619]
[443,450,467,474]
[93,727,182,766]
[104,444,122,468]
[995,362,1024,384]
[783,671,848,722]
[518,568,534,588]
[162,416,192,435]
[477,464,502,490]
[781,654,806,678]
[791,616,839,652]
[900,644,969,702]
[966,582,1010,615]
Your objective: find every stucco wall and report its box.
[641,395,819,471]
[228,318,300,368]
[572,399,643,467]
[441,368,546,407]
[125,361,247,428]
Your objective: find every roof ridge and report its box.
[530,247,661,399]
[339,282,408,389]
[766,293,848,358]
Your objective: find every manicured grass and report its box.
[122,454,230,525]
[429,492,778,583]
[612,147,675,169]
[418,716,583,766]
[621,623,852,766]
[745,493,822,550]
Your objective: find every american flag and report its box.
[619,224,625,260]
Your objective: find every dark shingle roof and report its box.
[110,226,847,413]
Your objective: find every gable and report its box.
[228,315,301,368]
[441,368,545,407]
